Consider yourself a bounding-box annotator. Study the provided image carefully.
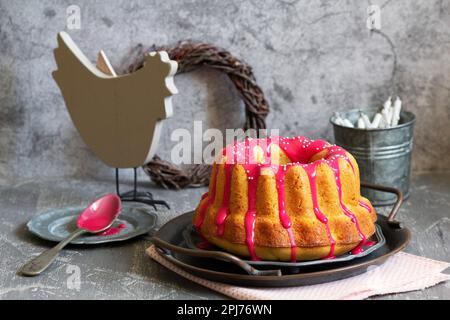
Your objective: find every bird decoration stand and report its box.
[53,31,178,210]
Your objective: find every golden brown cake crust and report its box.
[192,136,377,261]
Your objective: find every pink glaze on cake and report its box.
[194,136,376,261]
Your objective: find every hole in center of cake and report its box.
[269,144,328,165]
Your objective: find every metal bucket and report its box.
[330,109,416,206]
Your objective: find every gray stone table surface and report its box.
[0,172,449,300]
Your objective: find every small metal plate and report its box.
[182,224,385,267]
[27,202,156,244]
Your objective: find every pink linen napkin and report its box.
[146,245,450,300]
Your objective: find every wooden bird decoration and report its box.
[52,31,178,169]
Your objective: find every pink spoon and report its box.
[19,194,122,276]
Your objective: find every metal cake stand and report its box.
[150,182,410,287]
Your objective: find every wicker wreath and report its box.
[121,42,270,189]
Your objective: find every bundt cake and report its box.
[192,136,377,261]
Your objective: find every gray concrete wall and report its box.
[1,0,449,183]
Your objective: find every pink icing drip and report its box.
[358,200,372,213]
[330,160,367,254]
[216,164,233,236]
[76,194,121,232]
[278,136,329,164]
[302,163,336,259]
[196,232,213,250]
[196,241,212,250]
[98,223,125,236]
[274,165,297,262]
[286,229,297,261]
[327,145,355,173]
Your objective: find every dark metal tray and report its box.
[151,182,411,287]
[182,224,385,268]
